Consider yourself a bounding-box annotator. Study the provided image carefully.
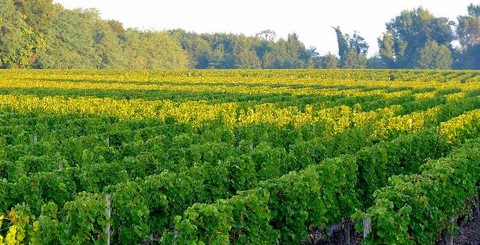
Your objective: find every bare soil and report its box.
[306,212,480,245]
[452,216,480,245]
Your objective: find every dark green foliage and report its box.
[169,29,316,69]
[454,4,480,69]
[1,70,480,243]
[334,27,369,68]
[378,7,454,69]
[416,41,452,69]
[0,0,39,68]
[358,139,480,244]
[61,192,108,244]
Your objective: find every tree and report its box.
[455,4,480,69]
[345,31,368,68]
[344,49,367,68]
[169,28,316,69]
[455,44,480,69]
[304,47,319,68]
[319,53,339,69]
[349,31,369,55]
[0,0,319,70]
[13,0,56,67]
[169,29,213,68]
[0,0,38,68]
[233,36,261,68]
[261,51,276,69]
[107,20,125,36]
[378,7,454,68]
[254,38,275,68]
[378,31,395,67]
[36,7,98,68]
[209,44,226,69]
[285,33,308,68]
[13,0,56,32]
[236,49,261,68]
[333,27,368,68]
[457,4,480,49]
[333,27,349,67]
[415,41,452,69]
[123,29,189,69]
[92,19,127,68]
[366,55,387,68]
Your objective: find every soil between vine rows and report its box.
[307,209,480,244]
[451,216,480,245]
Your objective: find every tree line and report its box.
[1,0,480,69]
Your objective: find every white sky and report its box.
[52,0,475,56]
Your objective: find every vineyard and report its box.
[1,69,480,244]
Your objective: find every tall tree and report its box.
[233,36,261,68]
[457,4,480,49]
[344,49,367,68]
[171,29,314,69]
[13,0,56,67]
[37,7,98,68]
[455,4,480,69]
[169,29,213,68]
[366,55,387,68]
[378,7,454,68]
[285,33,309,68]
[333,27,349,67]
[378,31,395,67]
[333,27,368,68]
[92,19,127,68]
[0,0,323,70]
[456,44,480,69]
[349,31,369,55]
[416,40,452,69]
[345,31,368,68]
[13,0,56,32]
[124,29,189,69]
[0,0,37,68]
[319,53,339,69]
[254,39,275,68]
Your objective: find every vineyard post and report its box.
[106,137,110,147]
[343,218,351,245]
[33,133,38,144]
[58,160,64,170]
[105,194,111,245]
[477,186,480,219]
[443,216,455,245]
[363,216,371,239]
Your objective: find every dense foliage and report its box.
[0,69,479,244]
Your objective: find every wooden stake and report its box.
[105,194,111,245]
[363,216,371,239]
[344,219,351,245]
[444,216,454,245]
[477,188,480,219]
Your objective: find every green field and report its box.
[1,69,480,244]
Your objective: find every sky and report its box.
[52,0,475,56]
